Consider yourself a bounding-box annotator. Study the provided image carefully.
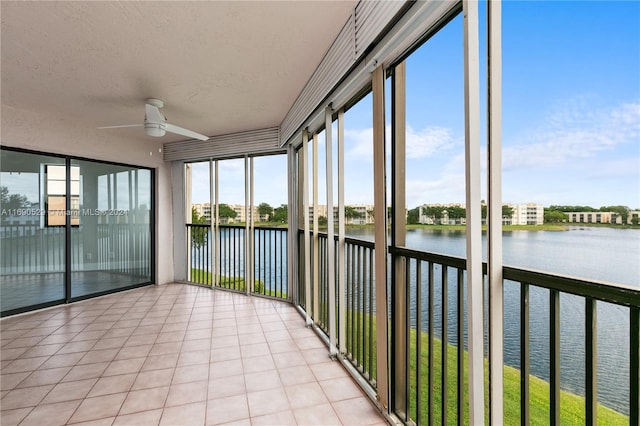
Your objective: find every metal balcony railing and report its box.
[186,223,288,300]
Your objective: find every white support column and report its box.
[372,65,389,410]
[249,156,255,294]
[302,130,313,326]
[287,144,297,303]
[312,132,319,322]
[184,163,192,282]
[209,160,215,288]
[337,109,346,355]
[325,106,337,357]
[463,1,486,424]
[488,1,504,424]
[244,155,251,296]
[214,160,220,288]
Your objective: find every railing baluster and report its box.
[416,259,422,424]
[521,282,530,426]
[368,246,374,382]
[550,289,560,425]
[428,261,434,426]
[442,266,449,426]
[586,297,597,425]
[457,268,464,425]
[631,307,639,426]
[405,256,411,422]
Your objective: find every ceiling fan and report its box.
[98,98,209,141]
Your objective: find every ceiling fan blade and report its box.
[145,103,165,123]
[165,123,209,141]
[97,124,143,129]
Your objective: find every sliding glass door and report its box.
[70,159,153,298]
[0,147,154,315]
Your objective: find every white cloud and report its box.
[504,99,640,170]
[345,124,457,161]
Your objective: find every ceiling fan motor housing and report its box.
[145,122,166,137]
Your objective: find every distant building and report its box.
[306,204,375,225]
[560,210,640,225]
[511,203,544,225]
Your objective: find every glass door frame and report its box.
[0,146,156,316]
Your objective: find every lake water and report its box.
[347,226,639,415]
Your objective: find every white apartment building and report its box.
[306,204,375,225]
[511,203,544,225]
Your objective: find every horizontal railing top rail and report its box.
[187,223,286,230]
[301,230,640,308]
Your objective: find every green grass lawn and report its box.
[189,268,288,299]
[343,311,627,425]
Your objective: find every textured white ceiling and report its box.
[1,1,356,144]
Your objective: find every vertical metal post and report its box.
[313,132,319,322]
[631,307,639,426]
[214,160,219,287]
[302,130,313,325]
[209,159,215,288]
[325,105,337,356]
[550,290,560,424]
[184,163,192,282]
[585,297,597,425]
[463,1,485,423]
[288,144,297,303]
[337,109,346,354]
[392,61,407,418]
[249,156,255,294]
[372,64,389,410]
[244,155,250,296]
[487,1,504,424]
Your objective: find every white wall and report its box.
[1,105,175,284]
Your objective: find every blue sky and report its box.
[191,1,639,210]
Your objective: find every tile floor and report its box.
[0,283,388,425]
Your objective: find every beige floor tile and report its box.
[160,401,206,426]
[244,370,281,392]
[241,354,275,374]
[250,410,297,426]
[319,377,365,402]
[131,368,174,391]
[68,392,127,424]
[301,348,332,364]
[18,399,82,426]
[247,388,290,417]
[69,417,116,426]
[103,357,145,376]
[332,397,383,425]
[119,386,170,415]
[78,348,120,365]
[141,353,180,371]
[17,366,71,388]
[0,371,30,390]
[40,351,85,369]
[112,408,163,426]
[285,382,329,409]
[0,384,53,410]
[278,365,317,386]
[114,344,152,360]
[177,349,210,366]
[210,346,241,362]
[41,378,98,404]
[165,380,208,406]
[2,356,49,374]
[0,407,32,426]
[240,343,270,358]
[273,350,306,369]
[309,361,349,381]
[172,363,209,384]
[207,374,246,399]
[206,394,249,425]
[87,373,137,397]
[209,359,243,379]
[19,343,65,358]
[292,402,341,425]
